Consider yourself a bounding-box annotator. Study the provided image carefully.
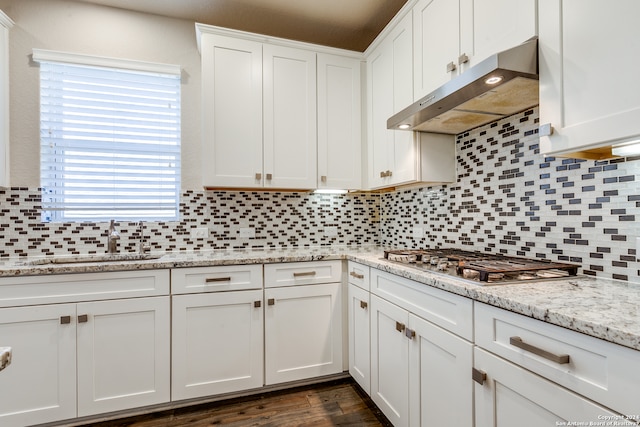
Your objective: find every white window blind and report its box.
[37,53,181,222]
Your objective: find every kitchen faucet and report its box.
[138,221,150,254]
[107,219,120,254]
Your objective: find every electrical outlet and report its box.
[191,227,209,239]
[413,226,424,239]
[239,227,255,238]
[325,226,338,237]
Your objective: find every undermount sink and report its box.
[25,253,162,266]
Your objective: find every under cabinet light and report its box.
[398,124,411,130]
[612,141,640,156]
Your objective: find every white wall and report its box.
[0,0,202,188]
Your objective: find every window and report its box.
[34,50,181,222]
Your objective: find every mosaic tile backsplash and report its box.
[0,190,380,257]
[0,108,638,281]
[381,108,640,282]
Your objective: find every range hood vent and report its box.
[388,38,539,135]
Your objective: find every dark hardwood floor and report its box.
[80,378,392,427]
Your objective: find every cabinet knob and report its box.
[446,61,457,73]
[254,301,262,308]
[320,175,327,183]
[60,316,71,325]
[472,368,487,385]
[78,314,89,323]
[539,123,554,137]
[395,321,406,333]
[360,300,368,310]
[266,173,273,180]
[255,173,262,180]
[267,298,275,306]
[458,53,469,65]
[405,328,416,339]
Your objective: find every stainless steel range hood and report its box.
[388,38,539,135]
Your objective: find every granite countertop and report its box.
[1,246,639,352]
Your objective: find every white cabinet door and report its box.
[413,0,536,101]
[171,290,264,400]
[370,294,410,427]
[539,0,640,155]
[408,314,473,427]
[201,34,263,188]
[264,282,342,384]
[263,45,317,189]
[76,297,170,417]
[348,283,370,394]
[366,13,416,190]
[462,0,537,72]
[0,11,11,188]
[317,53,362,190]
[475,348,618,427]
[413,0,460,100]
[0,304,76,427]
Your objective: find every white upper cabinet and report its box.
[539,0,640,158]
[0,10,12,189]
[199,28,318,190]
[366,13,418,189]
[201,34,263,188]
[263,45,317,189]
[317,53,362,190]
[413,0,537,100]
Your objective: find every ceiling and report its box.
[71,0,409,52]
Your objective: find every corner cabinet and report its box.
[199,31,316,190]
[413,0,537,100]
[0,10,13,188]
[366,12,416,190]
[539,0,640,158]
[0,271,170,427]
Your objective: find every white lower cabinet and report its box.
[0,296,170,426]
[264,282,343,384]
[408,314,473,427]
[474,347,617,427]
[171,290,264,400]
[370,294,410,427]
[347,282,370,394]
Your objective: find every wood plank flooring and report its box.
[80,379,392,427]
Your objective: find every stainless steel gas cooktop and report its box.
[383,249,580,285]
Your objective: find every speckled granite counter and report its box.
[1,246,639,352]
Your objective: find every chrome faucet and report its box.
[138,221,150,254]
[107,219,120,254]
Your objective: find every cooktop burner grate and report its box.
[383,248,579,283]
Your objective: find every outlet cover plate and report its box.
[239,227,255,238]
[191,227,209,239]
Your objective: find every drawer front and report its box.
[264,260,342,288]
[347,261,370,291]
[475,302,640,416]
[171,265,263,294]
[0,270,170,307]
[370,269,473,341]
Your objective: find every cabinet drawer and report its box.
[347,261,369,291]
[264,260,342,288]
[371,269,473,341]
[0,270,170,308]
[475,302,640,416]
[171,265,263,294]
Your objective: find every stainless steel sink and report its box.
[25,253,162,265]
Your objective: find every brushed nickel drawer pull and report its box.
[78,314,88,323]
[472,368,487,385]
[360,300,368,309]
[254,301,261,308]
[60,316,71,325]
[350,271,364,279]
[293,271,316,277]
[205,277,232,283]
[446,61,457,72]
[267,298,275,306]
[509,336,570,364]
[395,321,406,333]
